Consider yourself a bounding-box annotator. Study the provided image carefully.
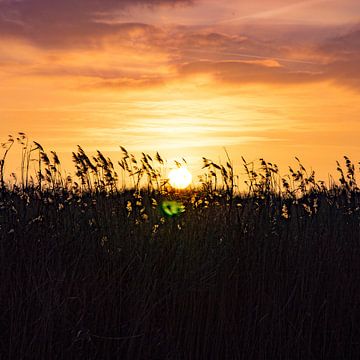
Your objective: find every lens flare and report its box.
[168,167,192,189]
[161,200,185,217]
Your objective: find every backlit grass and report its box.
[1,133,360,359]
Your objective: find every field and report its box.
[1,134,360,359]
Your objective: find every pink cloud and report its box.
[0,0,193,46]
[0,0,359,92]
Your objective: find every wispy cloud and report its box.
[216,0,328,24]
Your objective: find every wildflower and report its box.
[303,203,312,216]
[100,236,108,246]
[281,204,289,219]
[313,198,318,214]
[88,218,96,227]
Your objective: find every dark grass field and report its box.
[1,135,360,359]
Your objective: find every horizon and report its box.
[0,133,355,191]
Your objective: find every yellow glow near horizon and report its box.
[168,167,192,189]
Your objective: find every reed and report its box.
[1,133,360,359]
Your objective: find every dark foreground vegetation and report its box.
[1,134,360,359]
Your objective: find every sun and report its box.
[168,167,192,189]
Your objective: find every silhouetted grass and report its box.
[1,133,360,359]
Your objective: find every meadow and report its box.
[1,133,360,359]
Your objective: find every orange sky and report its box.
[1,0,360,183]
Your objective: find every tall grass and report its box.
[1,133,360,359]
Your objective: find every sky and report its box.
[1,0,360,182]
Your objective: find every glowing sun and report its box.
[168,167,192,189]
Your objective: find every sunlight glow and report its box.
[168,167,192,189]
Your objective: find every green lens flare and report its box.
[161,200,185,217]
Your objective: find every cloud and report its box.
[173,25,360,91]
[316,27,360,90]
[216,0,360,26]
[318,26,360,58]
[178,59,322,85]
[1,0,359,93]
[81,76,166,91]
[0,0,193,46]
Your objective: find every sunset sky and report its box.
[1,0,360,181]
